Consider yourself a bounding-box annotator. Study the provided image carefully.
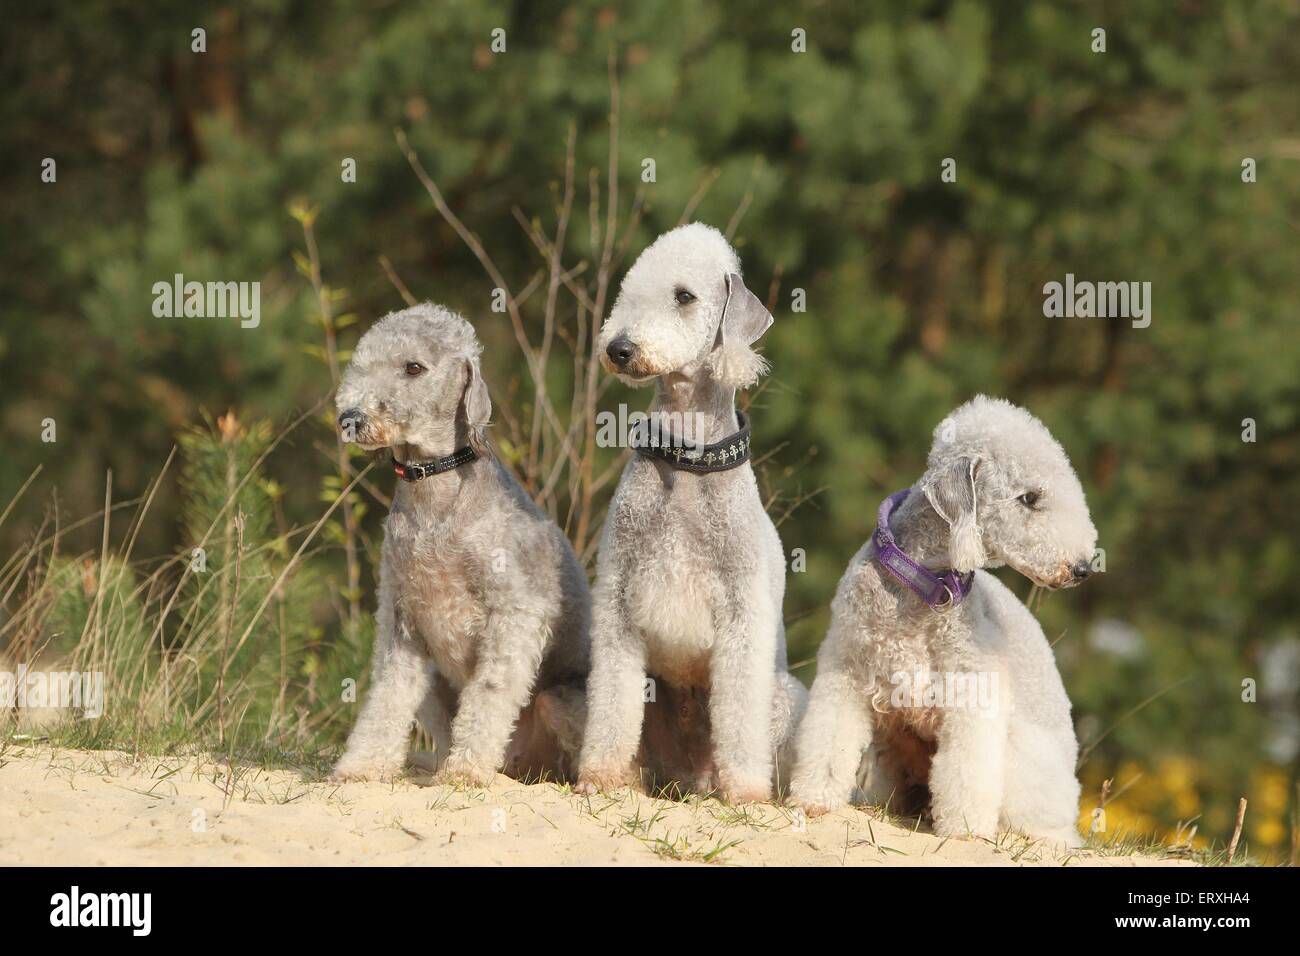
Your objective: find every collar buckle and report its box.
[931,582,956,613]
[872,488,976,613]
[392,447,476,482]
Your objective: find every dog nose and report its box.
[1071,560,1093,582]
[338,409,366,438]
[606,336,638,369]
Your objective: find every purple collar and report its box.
[871,488,975,612]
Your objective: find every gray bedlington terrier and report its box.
[329,303,589,786]
[789,396,1095,846]
[576,222,807,803]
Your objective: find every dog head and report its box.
[335,303,491,456]
[598,222,773,389]
[918,395,1097,587]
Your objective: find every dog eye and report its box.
[404,362,425,376]
[1017,491,1041,508]
[674,288,696,306]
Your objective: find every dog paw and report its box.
[717,784,772,805]
[433,757,497,789]
[574,766,639,794]
[433,769,495,789]
[787,783,843,818]
[793,800,833,819]
[931,815,996,841]
[326,763,402,784]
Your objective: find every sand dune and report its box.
[0,746,1189,867]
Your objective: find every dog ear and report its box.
[710,272,773,389]
[460,357,493,456]
[920,456,986,573]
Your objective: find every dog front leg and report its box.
[436,611,545,787]
[331,610,429,782]
[770,671,809,799]
[709,595,777,803]
[575,597,647,793]
[788,665,874,815]
[928,704,1008,841]
[413,667,453,772]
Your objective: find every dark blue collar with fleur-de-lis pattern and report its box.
[631,409,753,474]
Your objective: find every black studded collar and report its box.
[632,409,753,473]
[392,446,477,481]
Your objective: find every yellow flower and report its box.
[1251,817,1285,848]
[1251,766,1290,815]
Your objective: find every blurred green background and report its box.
[3,1,1298,857]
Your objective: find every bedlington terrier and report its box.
[576,222,807,803]
[789,396,1095,846]
[329,303,589,786]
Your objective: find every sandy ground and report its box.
[0,746,1191,867]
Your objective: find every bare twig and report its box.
[572,49,623,556]
[378,255,418,307]
[677,168,722,226]
[530,123,577,495]
[1076,676,1194,769]
[1226,797,1247,864]
[396,126,570,479]
[765,263,785,313]
[724,156,765,240]
[1290,782,1298,867]
[298,211,362,631]
[0,465,43,533]
[395,130,535,364]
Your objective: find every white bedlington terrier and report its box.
[790,396,1095,846]
[576,222,807,803]
[329,304,589,786]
